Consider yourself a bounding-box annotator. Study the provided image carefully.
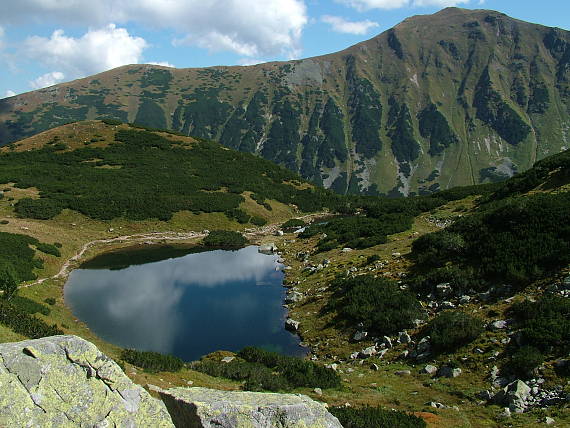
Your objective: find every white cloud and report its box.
[336,0,469,11]
[24,24,147,79]
[29,71,65,89]
[336,0,408,11]
[3,90,16,98]
[322,15,379,35]
[148,61,175,68]
[4,1,308,59]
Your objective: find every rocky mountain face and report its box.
[1,7,569,195]
[0,335,342,427]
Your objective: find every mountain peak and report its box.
[1,9,569,197]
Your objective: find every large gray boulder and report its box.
[159,387,342,428]
[0,335,174,427]
[495,380,531,413]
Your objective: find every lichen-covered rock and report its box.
[159,387,342,428]
[0,335,174,427]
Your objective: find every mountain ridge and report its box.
[1,7,569,195]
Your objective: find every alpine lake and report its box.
[64,245,306,361]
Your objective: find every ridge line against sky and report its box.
[0,0,569,98]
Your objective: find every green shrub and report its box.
[506,346,544,378]
[238,347,341,389]
[0,264,18,300]
[244,347,340,387]
[44,297,56,306]
[329,276,423,335]
[411,191,570,287]
[330,406,426,428]
[0,300,63,338]
[192,360,289,392]
[366,254,381,265]
[249,216,267,226]
[0,232,57,283]
[426,311,484,353]
[0,129,340,222]
[35,243,61,257]
[101,118,123,126]
[11,296,50,315]
[120,349,184,372]
[203,230,247,248]
[510,296,570,354]
[0,220,8,225]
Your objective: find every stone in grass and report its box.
[285,318,300,331]
[158,387,343,428]
[494,380,531,414]
[437,366,462,378]
[353,331,368,342]
[421,364,438,375]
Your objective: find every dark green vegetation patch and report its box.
[193,347,341,392]
[1,128,337,222]
[121,349,184,373]
[510,296,570,355]
[330,406,426,428]
[328,276,424,336]
[0,232,58,282]
[0,300,63,339]
[424,311,484,353]
[418,104,458,156]
[411,191,570,287]
[473,67,531,146]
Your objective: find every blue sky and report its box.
[1,0,569,98]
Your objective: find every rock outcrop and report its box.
[0,335,174,427]
[158,387,343,428]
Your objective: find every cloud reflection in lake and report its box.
[64,246,304,360]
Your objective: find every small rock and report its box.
[437,366,462,378]
[459,295,471,304]
[285,319,300,331]
[545,416,555,425]
[359,346,377,358]
[221,356,235,363]
[313,388,323,396]
[353,331,368,342]
[440,301,456,310]
[395,370,411,376]
[370,363,379,371]
[391,252,401,258]
[421,364,438,375]
[491,320,508,330]
[341,248,353,253]
[499,407,511,418]
[435,282,452,297]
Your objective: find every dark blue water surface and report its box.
[64,245,305,361]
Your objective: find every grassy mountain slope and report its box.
[1,123,569,426]
[1,8,569,198]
